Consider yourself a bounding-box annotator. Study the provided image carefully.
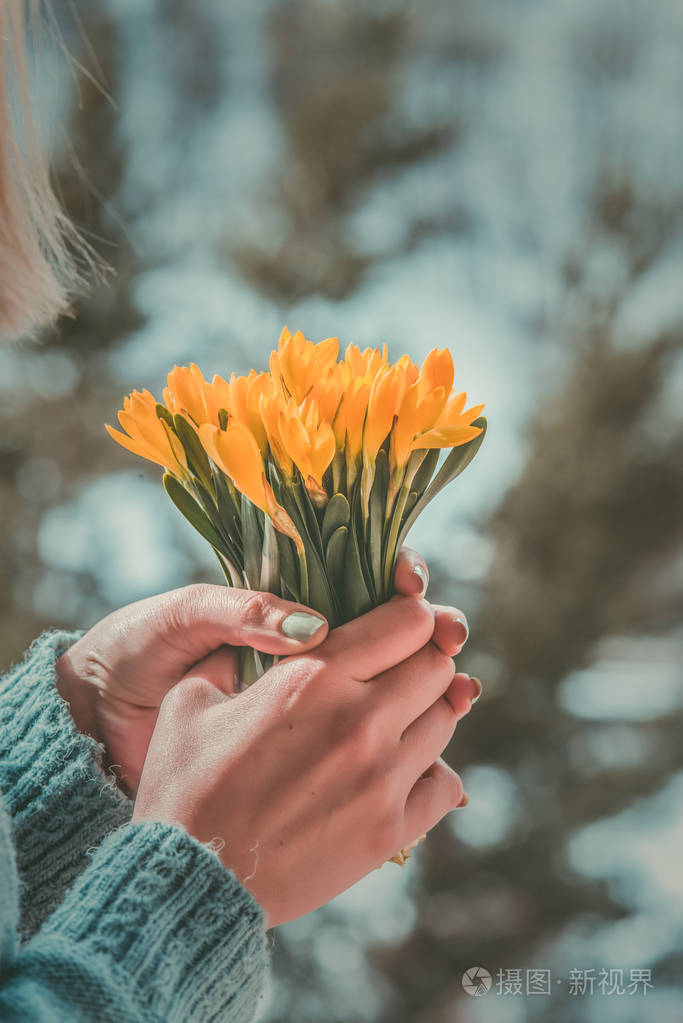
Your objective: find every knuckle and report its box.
[271,655,322,710]
[350,704,385,761]
[161,676,209,715]
[238,590,274,629]
[407,596,435,630]
[427,641,455,680]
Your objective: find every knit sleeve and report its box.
[0,819,270,1023]
[0,630,134,938]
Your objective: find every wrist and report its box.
[55,646,101,744]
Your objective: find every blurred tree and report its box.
[230,0,464,300]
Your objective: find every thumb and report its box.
[163,584,329,661]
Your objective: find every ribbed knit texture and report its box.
[0,630,271,1022]
[0,629,134,938]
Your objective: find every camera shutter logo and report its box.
[462,967,492,996]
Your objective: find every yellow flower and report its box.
[363,362,409,465]
[106,389,187,472]
[390,349,485,469]
[223,370,272,452]
[258,389,294,477]
[198,421,303,549]
[163,363,221,426]
[269,327,339,404]
[343,342,389,379]
[332,377,371,491]
[280,397,336,502]
[305,366,345,425]
[258,390,335,503]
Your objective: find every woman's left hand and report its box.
[55,545,470,797]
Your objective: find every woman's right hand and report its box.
[132,595,479,930]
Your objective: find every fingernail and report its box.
[412,564,428,594]
[457,792,469,808]
[453,615,469,645]
[470,677,482,702]
[282,612,326,641]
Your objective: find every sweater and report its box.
[0,629,270,1022]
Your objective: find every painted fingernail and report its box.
[471,677,482,702]
[453,615,469,645]
[412,564,428,594]
[281,612,326,640]
[457,792,469,808]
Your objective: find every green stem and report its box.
[381,450,425,595]
[297,544,309,605]
[382,485,411,595]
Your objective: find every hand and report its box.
[55,545,474,798]
[55,586,329,795]
[132,594,481,930]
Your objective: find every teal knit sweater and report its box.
[0,630,271,1022]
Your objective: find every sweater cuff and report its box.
[38,821,270,1022]
[0,630,134,938]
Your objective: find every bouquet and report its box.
[107,328,486,862]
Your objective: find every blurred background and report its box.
[2,0,683,1019]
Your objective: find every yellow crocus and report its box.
[106,389,187,473]
[270,327,340,404]
[277,396,336,501]
[305,365,345,425]
[163,363,222,426]
[224,370,272,452]
[390,349,485,469]
[258,389,294,476]
[333,377,370,457]
[198,421,303,549]
[344,342,389,379]
[363,362,408,463]
[418,347,453,398]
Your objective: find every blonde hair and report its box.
[0,1,91,343]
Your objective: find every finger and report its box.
[393,546,429,597]
[443,672,481,716]
[176,644,240,697]
[368,641,457,739]
[431,605,469,656]
[395,672,475,779]
[315,596,435,683]
[164,584,329,662]
[401,758,466,847]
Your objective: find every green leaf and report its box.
[163,474,225,552]
[280,572,301,603]
[325,524,348,609]
[408,448,440,499]
[275,528,299,590]
[173,414,213,490]
[214,549,244,588]
[241,492,264,590]
[369,449,389,597]
[259,514,280,593]
[192,483,242,569]
[290,472,324,558]
[402,491,419,527]
[351,477,376,600]
[268,464,320,559]
[305,547,337,622]
[396,417,487,552]
[210,465,243,559]
[155,403,175,428]
[342,481,374,621]
[321,493,351,549]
